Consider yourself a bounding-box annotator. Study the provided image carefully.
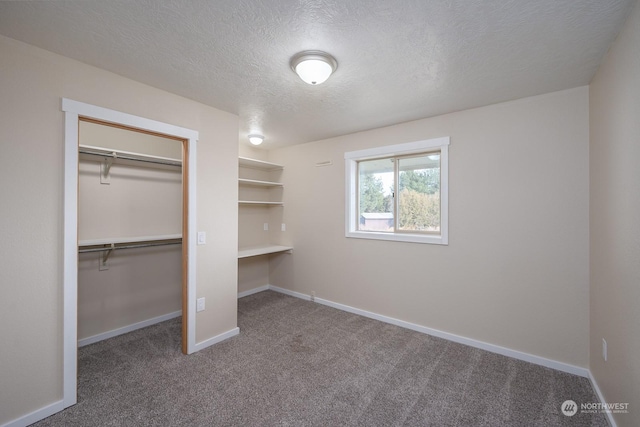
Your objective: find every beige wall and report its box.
[238,257,269,294]
[78,160,182,239]
[589,1,640,425]
[78,247,182,340]
[239,144,268,160]
[269,87,590,367]
[0,35,239,424]
[79,119,183,159]
[78,122,183,340]
[78,121,183,240]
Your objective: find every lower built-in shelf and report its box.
[238,245,293,259]
[238,201,284,206]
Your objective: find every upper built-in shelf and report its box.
[239,156,283,170]
[238,245,293,259]
[238,178,283,187]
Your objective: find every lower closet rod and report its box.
[78,240,182,254]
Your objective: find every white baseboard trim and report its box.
[268,285,312,301]
[191,327,240,353]
[267,285,589,378]
[78,310,182,347]
[1,399,64,427]
[237,285,270,299]
[588,371,617,427]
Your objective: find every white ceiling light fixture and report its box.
[248,134,264,146]
[290,51,337,85]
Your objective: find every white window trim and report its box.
[345,137,449,245]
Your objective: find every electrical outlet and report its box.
[281,223,286,232]
[197,297,205,312]
[311,291,315,302]
[602,338,607,361]
[264,223,269,231]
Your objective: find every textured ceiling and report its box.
[0,0,634,148]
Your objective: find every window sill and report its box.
[346,230,447,245]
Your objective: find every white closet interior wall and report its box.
[78,121,183,342]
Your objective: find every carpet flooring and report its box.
[34,291,608,426]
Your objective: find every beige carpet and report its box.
[34,290,607,426]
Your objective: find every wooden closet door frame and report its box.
[62,99,199,409]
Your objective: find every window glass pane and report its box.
[358,158,394,232]
[398,153,440,232]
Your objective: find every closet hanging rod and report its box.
[78,147,182,167]
[78,240,182,254]
[79,234,182,246]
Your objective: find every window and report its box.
[345,137,449,245]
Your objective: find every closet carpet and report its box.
[34,291,606,426]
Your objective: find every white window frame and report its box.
[345,137,449,245]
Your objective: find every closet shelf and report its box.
[239,156,283,170]
[78,235,182,264]
[238,201,284,206]
[238,178,283,187]
[238,245,293,259]
[79,144,182,168]
[79,234,182,247]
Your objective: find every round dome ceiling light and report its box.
[290,51,337,85]
[248,134,264,146]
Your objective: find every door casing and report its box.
[62,98,198,408]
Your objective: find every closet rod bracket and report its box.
[100,152,116,184]
[102,243,115,266]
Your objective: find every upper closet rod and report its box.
[78,240,182,254]
[79,146,182,167]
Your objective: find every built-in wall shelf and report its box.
[237,157,289,285]
[238,245,293,259]
[239,156,283,170]
[238,200,284,206]
[238,157,283,206]
[238,178,283,187]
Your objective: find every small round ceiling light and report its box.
[248,134,264,146]
[290,51,337,85]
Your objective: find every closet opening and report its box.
[77,117,189,353]
[62,98,199,409]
